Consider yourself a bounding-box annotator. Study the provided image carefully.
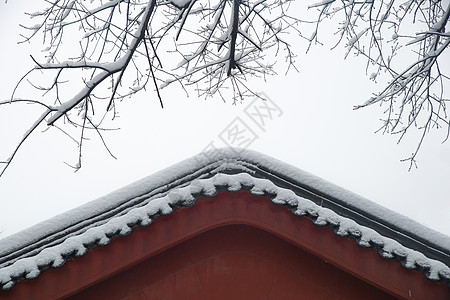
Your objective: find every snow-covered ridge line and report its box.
[0,157,252,265]
[2,148,449,262]
[1,172,449,291]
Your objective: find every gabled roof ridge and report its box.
[0,171,449,291]
[1,148,450,261]
[241,159,450,262]
[222,150,450,253]
[1,148,450,290]
[0,155,250,266]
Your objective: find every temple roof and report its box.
[1,148,449,291]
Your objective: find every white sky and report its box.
[0,1,449,239]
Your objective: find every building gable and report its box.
[0,149,449,299]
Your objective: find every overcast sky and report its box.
[0,1,449,239]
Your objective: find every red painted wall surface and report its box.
[67,225,398,300]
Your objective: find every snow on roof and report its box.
[0,148,449,290]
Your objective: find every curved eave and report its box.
[1,148,449,292]
[1,191,449,300]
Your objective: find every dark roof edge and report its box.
[1,148,449,265]
[218,149,450,261]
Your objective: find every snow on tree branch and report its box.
[1,0,450,175]
[0,0,299,176]
[307,0,450,168]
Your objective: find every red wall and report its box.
[67,224,398,300]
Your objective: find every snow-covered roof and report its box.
[0,148,449,291]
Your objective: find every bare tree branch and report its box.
[3,0,449,176]
[308,0,450,167]
[0,109,52,177]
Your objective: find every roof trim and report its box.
[2,192,449,299]
[1,148,449,291]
